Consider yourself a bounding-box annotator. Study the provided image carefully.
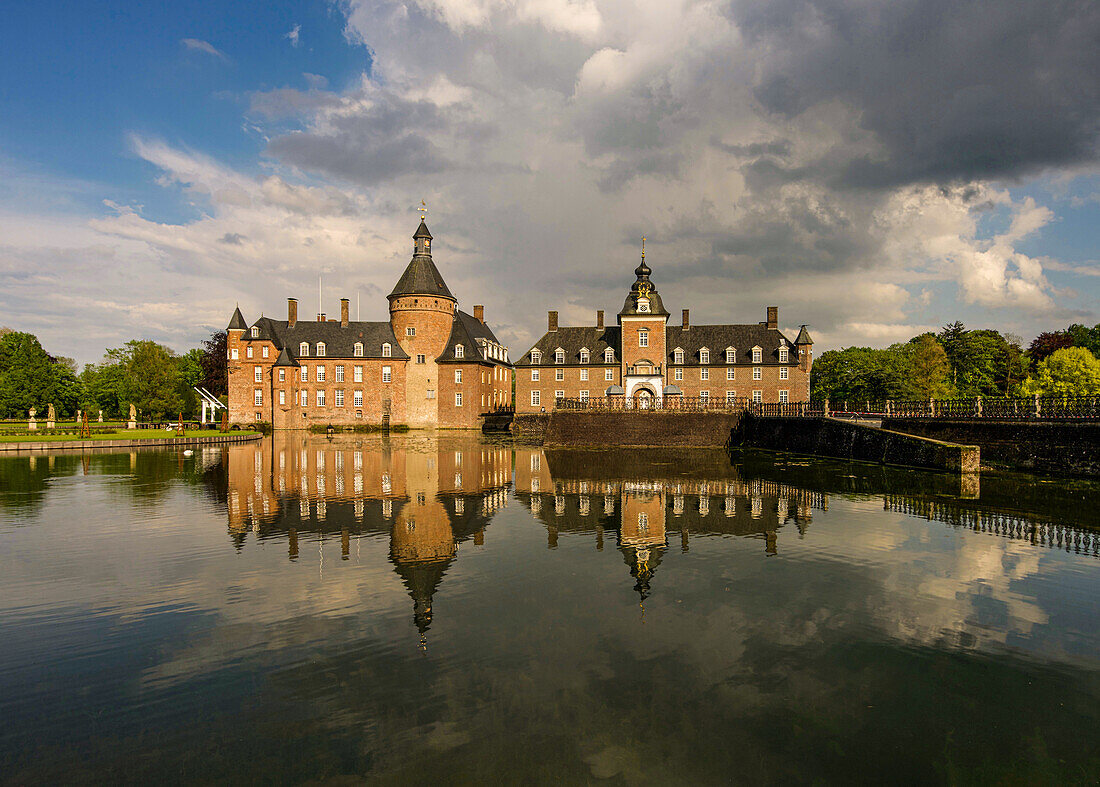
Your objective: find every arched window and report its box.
[299,342,309,357]
[357,342,366,357]
[250,326,259,338]
[531,350,541,364]
[455,344,464,359]
[674,348,684,365]
[316,342,326,357]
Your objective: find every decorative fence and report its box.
[550,395,1100,420]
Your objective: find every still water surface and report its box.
[1,433,1099,784]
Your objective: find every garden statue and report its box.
[128,404,137,430]
[46,403,56,429]
[28,407,37,431]
[98,410,103,422]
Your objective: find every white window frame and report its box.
[674,348,684,364]
[356,342,366,357]
[335,365,344,382]
[638,329,648,348]
[246,346,253,359]
[455,344,464,359]
[700,348,710,364]
[674,368,683,381]
[279,390,286,405]
[699,390,709,401]
[316,342,326,357]
[780,367,788,380]
[555,390,565,400]
[726,390,737,402]
[316,390,326,407]
[604,349,614,363]
[383,366,392,383]
[753,367,762,380]
[299,342,309,357]
[580,349,590,364]
[300,366,308,382]
[316,365,326,382]
[531,350,541,364]
[779,389,789,403]
[579,390,589,401]
[752,346,762,363]
[752,390,762,403]
[262,345,269,359]
[278,369,286,382]
[455,369,462,383]
[354,365,363,382]
[556,369,564,381]
[254,366,262,382]
[779,347,788,363]
[251,326,259,338]
[335,389,344,407]
[580,368,588,381]
[301,390,309,407]
[727,367,735,380]
[555,348,564,364]
[455,392,463,406]
[254,389,262,406]
[353,390,363,407]
[701,368,709,381]
[406,327,416,337]
[531,390,541,407]
[726,348,735,364]
[532,369,540,381]
[416,354,425,364]
[230,348,238,360]
[605,368,614,381]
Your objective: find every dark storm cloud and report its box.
[732,0,1100,187]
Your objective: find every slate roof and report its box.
[518,326,622,365]
[245,316,409,360]
[618,258,670,317]
[666,324,795,365]
[227,306,247,331]
[273,345,299,367]
[413,219,432,239]
[439,310,512,366]
[795,325,814,345]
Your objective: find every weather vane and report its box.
[641,236,645,260]
[418,200,427,220]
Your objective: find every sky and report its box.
[1,0,1098,366]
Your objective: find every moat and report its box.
[1,434,1099,783]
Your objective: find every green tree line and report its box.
[0,328,227,420]
[811,322,1100,402]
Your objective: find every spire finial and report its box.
[641,237,645,260]
[418,200,427,220]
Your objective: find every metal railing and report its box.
[816,395,1100,420]
[556,396,752,412]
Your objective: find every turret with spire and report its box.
[618,238,670,319]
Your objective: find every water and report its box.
[1,434,1099,784]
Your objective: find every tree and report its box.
[1020,347,1100,396]
[199,330,227,395]
[1066,323,1100,358]
[811,346,910,402]
[1027,331,1075,363]
[0,332,57,418]
[905,335,953,399]
[93,340,184,421]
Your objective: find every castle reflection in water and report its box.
[219,433,1099,643]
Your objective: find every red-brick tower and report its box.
[618,241,670,404]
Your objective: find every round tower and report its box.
[388,219,457,427]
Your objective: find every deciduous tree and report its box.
[1020,347,1100,396]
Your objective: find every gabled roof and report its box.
[795,325,814,344]
[520,326,621,365]
[245,316,409,360]
[665,324,796,364]
[439,310,512,366]
[227,306,247,331]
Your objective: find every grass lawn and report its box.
[0,429,258,443]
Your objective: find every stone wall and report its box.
[544,411,743,447]
[882,418,1100,476]
[733,415,979,473]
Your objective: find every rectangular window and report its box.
[455,369,462,383]
[580,351,589,364]
[335,365,344,382]
[753,348,762,363]
[383,366,392,383]
[674,350,683,364]
[638,330,648,348]
[279,369,286,382]
[254,389,262,406]
[605,368,614,381]
[556,369,564,381]
[335,389,344,407]
[579,390,589,401]
[254,366,262,382]
[231,348,238,360]
[354,365,363,382]
[455,392,463,406]
[700,350,709,364]
[699,391,709,401]
[531,369,540,381]
[354,390,363,407]
[301,390,309,407]
[605,350,614,363]
[416,354,425,364]
[727,367,735,380]
[531,390,541,407]
[406,327,415,336]
[246,346,253,359]
[262,346,269,358]
[726,390,737,402]
[316,390,326,407]
[279,390,286,405]
[779,390,789,403]
[675,368,683,381]
[426,389,435,399]
[753,367,762,380]
[700,368,709,381]
[300,366,308,382]
[752,390,762,403]
[317,366,326,382]
[555,390,565,400]
[780,367,788,380]
[580,368,588,381]
[726,350,735,364]
[779,348,788,362]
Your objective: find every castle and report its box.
[226,219,513,429]
[515,247,813,411]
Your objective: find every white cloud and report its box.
[284,23,301,47]
[181,38,228,61]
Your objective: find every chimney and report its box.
[288,298,297,327]
[548,310,558,332]
[474,305,484,322]
[596,310,604,329]
[340,298,350,327]
[682,309,690,329]
[318,313,325,322]
[767,306,778,330]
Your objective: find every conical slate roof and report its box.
[227,306,247,331]
[272,345,299,367]
[795,325,814,344]
[388,221,454,300]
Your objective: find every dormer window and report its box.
[579,348,589,364]
[604,348,614,363]
[752,346,762,363]
[531,350,541,364]
[726,348,735,364]
[316,342,326,357]
[357,342,366,357]
[250,326,259,338]
[455,344,464,359]
[555,348,564,364]
[674,348,684,365]
[299,342,309,357]
[700,348,710,364]
[779,346,788,363]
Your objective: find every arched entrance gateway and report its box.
[633,385,656,409]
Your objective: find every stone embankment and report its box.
[543,411,743,448]
[0,432,262,453]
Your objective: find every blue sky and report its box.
[1,0,1098,364]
